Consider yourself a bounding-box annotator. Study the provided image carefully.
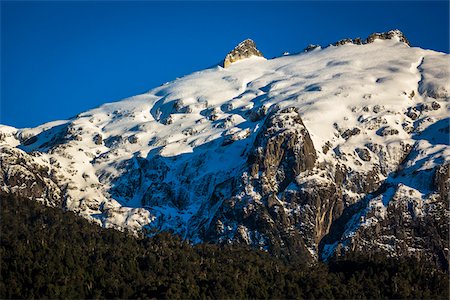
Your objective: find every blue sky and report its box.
[1,1,449,128]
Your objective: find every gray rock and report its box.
[434,164,449,201]
[355,148,371,161]
[0,146,62,207]
[378,127,399,136]
[248,105,270,122]
[406,108,419,120]
[341,127,361,140]
[373,105,382,113]
[304,44,321,52]
[333,38,353,46]
[196,107,321,259]
[223,39,264,68]
[128,135,138,144]
[418,101,441,112]
[93,134,103,145]
[353,38,363,45]
[366,29,410,46]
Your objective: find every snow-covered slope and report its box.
[1,30,449,263]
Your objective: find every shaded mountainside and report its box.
[0,30,449,265]
[1,192,448,299]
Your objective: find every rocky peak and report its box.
[330,30,410,48]
[223,39,264,68]
[366,29,410,46]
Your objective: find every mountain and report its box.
[1,30,449,266]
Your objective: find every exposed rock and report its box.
[372,105,382,113]
[93,133,103,145]
[104,135,123,148]
[321,139,448,269]
[328,30,409,48]
[163,115,174,125]
[432,101,441,110]
[333,38,353,46]
[335,164,382,195]
[0,146,62,206]
[418,101,441,112]
[222,129,251,146]
[247,104,272,122]
[353,37,363,45]
[197,107,325,259]
[247,107,317,193]
[355,148,371,161]
[434,164,449,201]
[322,141,332,154]
[366,29,410,46]
[223,39,264,68]
[182,128,197,136]
[339,184,449,269]
[304,44,321,52]
[341,127,361,140]
[378,127,399,136]
[203,106,222,120]
[406,107,419,120]
[128,135,138,144]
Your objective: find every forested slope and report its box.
[0,193,448,299]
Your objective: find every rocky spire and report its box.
[223,39,264,68]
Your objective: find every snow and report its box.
[418,54,450,99]
[1,38,449,245]
[0,125,20,147]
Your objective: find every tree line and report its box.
[1,192,448,299]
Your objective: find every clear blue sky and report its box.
[1,1,449,128]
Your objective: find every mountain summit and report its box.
[330,29,411,46]
[1,30,449,267]
[223,39,264,67]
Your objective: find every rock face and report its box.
[189,107,329,259]
[321,177,449,269]
[0,146,62,207]
[194,104,414,261]
[223,39,264,68]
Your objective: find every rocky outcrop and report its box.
[223,39,263,68]
[195,107,343,260]
[0,146,62,206]
[333,38,354,46]
[342,183,448,270]
[246,107,317,194]
[304,44,321,52]
[366,29,410,46]
[434,163,450,201]
[329,29,410,48]
[320,156,449,270]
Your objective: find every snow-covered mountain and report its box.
[1,30,449,264]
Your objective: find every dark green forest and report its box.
[1,193,448,299]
